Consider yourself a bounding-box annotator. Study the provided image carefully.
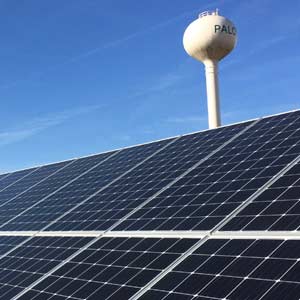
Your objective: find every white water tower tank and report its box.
[183,10,237,129]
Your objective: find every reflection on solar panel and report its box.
[0,110,298,299]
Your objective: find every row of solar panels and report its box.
[0,110,299,233]
[0,235,299,300]
[0,110,300,299]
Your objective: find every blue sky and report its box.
[0,0,299,172]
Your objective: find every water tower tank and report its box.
[183,10,237,129]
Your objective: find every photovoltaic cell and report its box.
[0,151,115,231]
[1,139,170,231]
[45,122,250,231]
[114,111,300,231]
[221,161,300,231]
[15,237,198,300]
[141,238,300,300]
[0,236,92,300]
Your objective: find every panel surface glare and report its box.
[114,111,300,231]
[46,122,250,231]
[221,161,300,231]
[140,238,300,300]
[0,236,92,300]
[16,237,199,300]
[1,140,170,231]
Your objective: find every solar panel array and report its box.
[141,238,300,300]
[0,110,299,299]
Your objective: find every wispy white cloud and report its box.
[0,104,103,147]
[131,72,185,99]
[0,0,227,91]
[52,0,225,68]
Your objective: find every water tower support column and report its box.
[204,60,221,129]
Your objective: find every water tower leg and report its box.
[204,60,221,129]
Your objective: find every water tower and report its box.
[183,10,237,129]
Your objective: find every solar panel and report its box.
[0,173,11,183]
[112,110,300,231]
[0,167,38,192]
[220,160,300,231]
[0,236,92,299]
[14,237,198,300]
[0,139,171,231]
[139,238,300,300]
[0,235,27,256]
[44,122,251,232]
[0,110,298,300]
[0,151,116,231]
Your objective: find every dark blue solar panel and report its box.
[0,236,92,300]
[0,167,38,192]
[221,160,300,231]
[43,122,251,231]
[114,111,300,231]
[15,237,198,300]
[0,173,10,182]
[141,238,300,300]
[1,139,170,231]
[0,235,27,256]
[0,110,298,300]
[0,151,115,231]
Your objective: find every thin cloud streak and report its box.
[52,0,224,68]
[0,104,103,147]
[0,0,225,90]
